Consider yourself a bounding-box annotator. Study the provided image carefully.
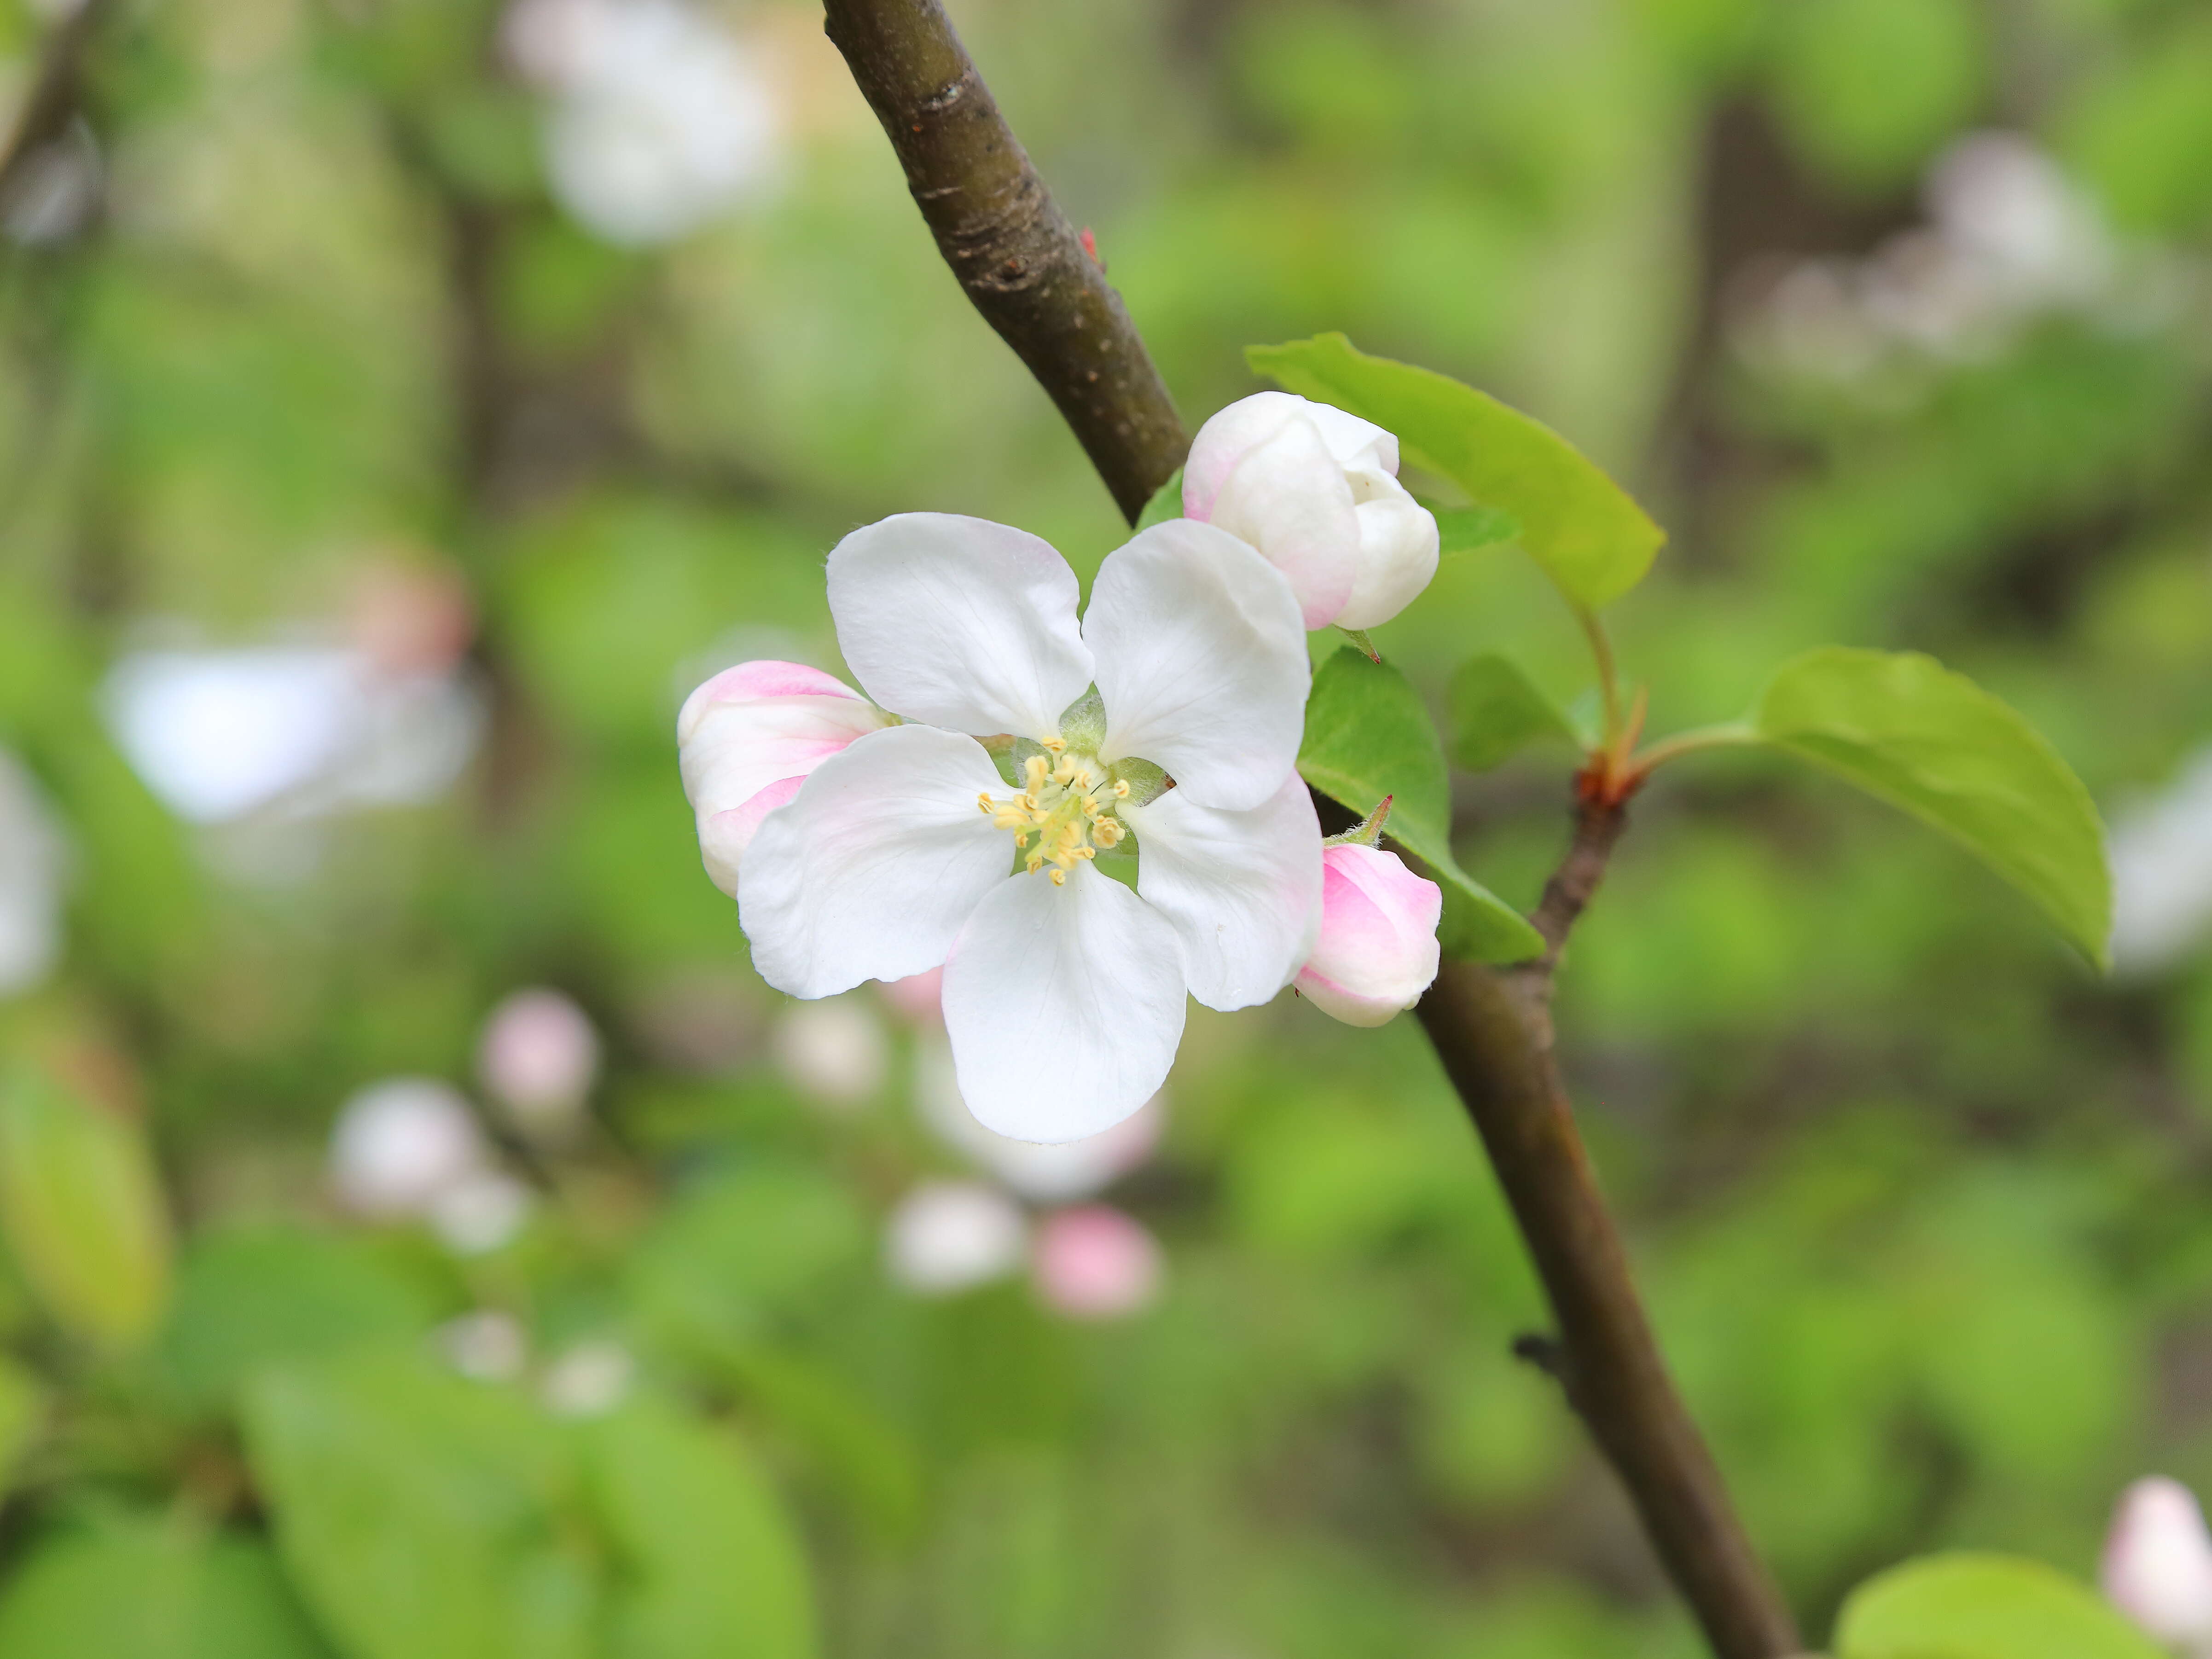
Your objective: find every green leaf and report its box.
[1299,649,1543,963]
[1135,467,1184,530]
[1426,503,1520,559]
[243,1352,599,1659]
[1448,653,1582,772]
[0,1065,172,1350]
[1835,1552,2164,1659]
[157,1225,436,1414]
[1749,648,2110,966]
[0,1517,334,1659]
[1248,333,1664,610]
[584,1394,819,1659]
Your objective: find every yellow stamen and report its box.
[1048,867,1066,885]
[1112,778,1131,799]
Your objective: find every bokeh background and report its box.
[0,0,2207,1653]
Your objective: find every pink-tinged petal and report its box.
[1299,400,1397,475]
[1085,520,1308,811]
[737,725,1012,999]
[2104,1477,2212,1644]
[941,863,1185,1144]
[826,513,1093,742]
[1120,773,1322,1011]
[676,659,866,746]
[1183,391,1306,522]
[1334,469,1441,631]
[1295,844,1442,1027]
[1031,1204,1162,1320]
[1206,414,1360,628]
[697,774,805,896]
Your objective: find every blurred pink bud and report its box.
[1183,391,1439,631]
[884,1181,1027,1295]
[1295,843,1442,1027]
[2104,1477,2212,1645]
[329,1079,486,1218]
[477,987,600,1138]
[349,562,475,677]
[773,994,887,1109]
[882,966,944,1025]
[677,661,889,894]
[1031,1205,1162,1321]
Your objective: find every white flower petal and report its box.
[737,725,1012,998]
[1334,469,1442,631]
[826,513,1094,741]
[1121,774,1322,1011]
[677,659,869,747]
[941,864,1186,1144]
[1204,416,1360,628]
[1183,390,1307,521]
[679,686,888,819]
[1085,519,1309,811]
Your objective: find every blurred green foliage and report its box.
[0,0,2205,1653]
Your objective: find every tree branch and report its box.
[820,0,1187,522]
[822,4,1800,1652]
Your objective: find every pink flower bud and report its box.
[1031,1205,1162,1320]
[476,987,600,1139]
[1295,843,1442,1027]
[677,660,889,894]
[2103,1477,2212,1645]
[1184,391,1439,631]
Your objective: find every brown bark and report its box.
[821,5,1802,1651]
[820,0,1189,521]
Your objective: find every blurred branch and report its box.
[820,0,1187,522]
[0,0,112,208]
[824,6,1801,1653]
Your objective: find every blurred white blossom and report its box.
[440,1310,529,1382]
[772,993,888,1110]
[329,1078,488,1219]
[0,749,68,998]
[429,1172,534,1256]
[506,0,782,246]
[1734,130,2142,385]
[917,1038,1162,1202]
[2106,747,2212,975]
[1031,1204,1162,1321]
[102,641,482,828]
[884,1180,1027,1296]
[2103,1477,2212,1651]
[477,987,601,1140]
[542,1340,636,1416]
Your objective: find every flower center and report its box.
[975,738,1128,887]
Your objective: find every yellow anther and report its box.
[977,792,994,812]
[1041,736,1066,753]
[1073,846,1096,860]
[1024,755,1049,789]
[1025,851,1045,873]
[1048,867,1067,886]
[1112,778,1131,799]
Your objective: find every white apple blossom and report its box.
[328,1078,488,1218]
[1295,841,1443,1027]
[916,1038,1162,1202]
[685,513,1322,1143]
[2104,1477,2212,1650]
[1183,391,1440,632]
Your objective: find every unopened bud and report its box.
[329,1079,486,1218]
[477,987,600,1139]
[1295,843,1442,1027]
[1031,1205,1161,1321]
[2103,1477,2212,1646]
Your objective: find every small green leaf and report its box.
[1750,648,2111,966]
[0,1516,334,1659]
[1248,333,1664,610]
[1135,467,1184,530]
[244,1352,599,1659]
[1426,503,1521,558]
[584,1395,819,1659]
[1448,653,1582,772]
[0,1064,172,1350]
[1299,649,1543,963]
[1835,1552,2164,1659]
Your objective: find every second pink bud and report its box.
[1295,842,1442,1027]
